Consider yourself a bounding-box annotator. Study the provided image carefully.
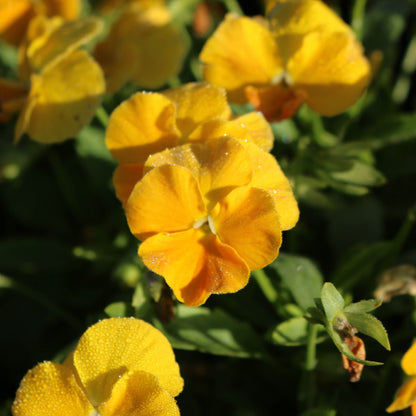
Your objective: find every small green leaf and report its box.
[328,160,385,187]
[104,302,132,318]
[270,253,324,310]
[306,306,327,325]
[344,299,382,314]
[344,312,391,350]
[321,283,345,322]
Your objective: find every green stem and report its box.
[222,0,243,14]
[0,274,81,328]
[252,269,279,308]
[351,0,367,40]
[96,106,110,128]
[299,323,318,410]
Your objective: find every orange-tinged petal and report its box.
[212,186,282,270]
[144,137,253,207]
[112,164,144,207]
[245,142,299,230]
[27,17,103,73]
[0,0,34,45]
[19,49,104,143]
[163,82,231,137]
[387,376,416,413]
[0,79,28,121]
[130,23,188,89]
[98,370,180,416]
[402,341,416,376]
[12,361,93,416]
[287,31,370,116]
[105,92,180,164]
[200,14,283,103]
[268,0,351,37]
[73,318,183,407]
[139,228,250,306]
[126,165,206,240]
[232,111,274,151]
[245,83,304,121]
[43,0,81,19]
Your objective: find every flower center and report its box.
[89,411,102,416]
[193,216,216,235]
[272,71,293,86]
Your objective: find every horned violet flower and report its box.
[12,318,183,416]
[124,136,298,306]
[94,0,188,92]
[200,0,371,121]
[106,82,274,205]
[387,341,416,414]
[0,16,105,143]
[0,0,81,46]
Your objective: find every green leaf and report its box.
[158,305,267,358]
[321,283,345,322]
[305,306,327,325]
[105,302,132,318]
[327,160,386,187]
[344,312,391,350]
[301,409,336,416]
[344,299,382,314]
[270,253,324,310]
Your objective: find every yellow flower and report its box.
[0,0,81,46]
[0,16,105,144]
[124,136,298,306]
[200,0,371,121]
[387,341,416,415]
[105,82,275,205]
[94,0,188,92]
[12,318,183,416]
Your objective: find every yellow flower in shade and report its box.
[200,0,371,121]
[0,16,105,144]
[105,82,275,205]
[94,0,188,92]
[124,136,299,306]
[0,0,81,46]
[12,318,183,416]
[387,341,416,414]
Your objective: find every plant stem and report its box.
[252,269,279,308]
[299,323,318,410]
[223,0,243,14]
[351,0,367,40]
[96,106,109,128]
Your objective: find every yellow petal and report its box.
[98,370,180,416]
[28,17,103,73]
[200,14,283,103]
[112,164,144,207]
[287,31,370,116]
[245,142,299,230]
[163,82,231,137]
[212,186,282,270]
[144,137,253,207]
[402,341,416,375]
[130,23,188,89]
[73,317,183,407]
[269,0,351,37]
[105,92,180,164]
[125,164,206,241]
[0,0,34,45]
[139,228,250,306]
[20,49,104,143]
[12,361,93,416]
[232,111,274,151]
[43,0,81,19]
[386,376,416,413]
[0,78,28,121]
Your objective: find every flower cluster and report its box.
[106,82,299,306]
[12,318,183,416]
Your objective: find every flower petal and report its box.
[287,31,370,116]
[244,142,299,230]
[402,341,416,376]
[98,371,180,416]
[20,49,104,143]
[212,186,282,270]
[112,164,144,207]
[126,164,206,240]
[0,0,34,45]
[12,361,93,416]
[139,228,250,306]
[200,14,283,103]
[105,92,180,164]
[73,318,183,407]
[43,0,81,19]
[144,137,253,207]
[163,82,231,137]
[386,376,416,413]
